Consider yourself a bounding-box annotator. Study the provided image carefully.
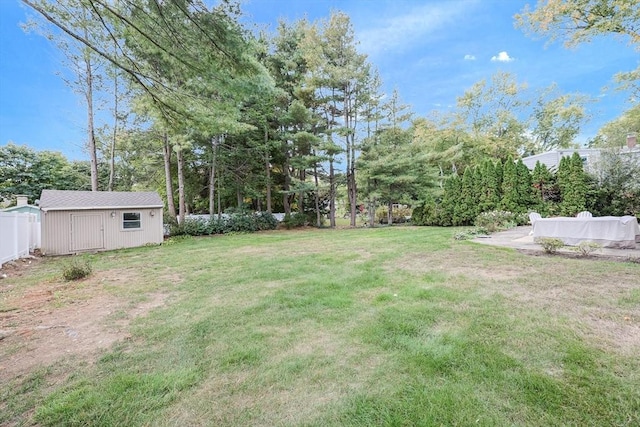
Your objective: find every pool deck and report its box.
[472,226,640,261]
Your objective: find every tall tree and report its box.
[302,12,371,227]
[529,84,590,153]
[516,0,640,96]
[456,72,529,160]
[23,0,108,190]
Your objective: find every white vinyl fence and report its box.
[0,212,40,267]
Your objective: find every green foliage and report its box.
[588,146,640,216]
[531,161,558,214]
[537,237,565,254]
[559,153,588,216]
[479,159,500,212]
[439,175,461,226]
[500,156,519,212]
[453,166,478,226]
[376,206,412,224]
[516,159,534,211]
[411,194,439,226]
[169,212,278,236]
[62,258,92,281]
[571,241,602,257]
[282,212,308,229]
[0,143,90,202]
[475,210,519,232]
[453,227,490,240]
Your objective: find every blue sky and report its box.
[1,0,638,160]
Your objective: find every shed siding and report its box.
[42,208,163,255]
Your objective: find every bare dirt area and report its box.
[0,258,170,383]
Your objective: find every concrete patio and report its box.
[472,226,640,261]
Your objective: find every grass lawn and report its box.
[1,226,639,426]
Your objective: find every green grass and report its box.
[1,227,639,426]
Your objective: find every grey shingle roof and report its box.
[40,190,163,211]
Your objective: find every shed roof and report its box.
[40,190,163,211]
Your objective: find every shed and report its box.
[2,195,41,221]
[39,190,164,255]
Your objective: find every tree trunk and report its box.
[264,125,272,213]
[108,60,118,192]
[217,167,222,215]
[209,136,217,217]
[283,141,291,215]
[313,152,321,227]
[329,159,336,228]
[83,41,99,191]
[387,200,393,225]
[298,169,305,214]
[176,146,186,223]
[369,197,376,228]
[162,132,177,219]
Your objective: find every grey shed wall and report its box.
[41,208,163,255]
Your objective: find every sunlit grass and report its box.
[1,227,638,426]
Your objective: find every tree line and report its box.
[3,0,638,226]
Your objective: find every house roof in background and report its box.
[40,190,163,211]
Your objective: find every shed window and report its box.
[122,212,141,229]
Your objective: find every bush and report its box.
[282,212,308,229]
[537,237,565,254]
[571,241,602,257]
[167,212,279,236]
[411,197,439,226]
[376,206,412,224]
[474,210,518,232]
[453,227,490,240]
[62,258,92,281]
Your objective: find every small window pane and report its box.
[123,212,140,221]
[122,212,141,229]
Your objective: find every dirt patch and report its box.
[0,255,41,279]
[0,267,171,382]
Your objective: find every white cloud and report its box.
[464,54,476,61]
[357,1,479,57]
[491,51,514,62]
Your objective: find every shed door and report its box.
[71,213,104,251]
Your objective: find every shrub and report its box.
[254,211,279,231]
[572,241,602,257]
[474,210,518,232]
[453,227,490,240]
[167,212,278,236]
[376,206,412,224]
[537,237,565,254]
[62,258,92,281]
[282,212,307,229]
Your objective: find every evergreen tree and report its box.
[439,175,461,226]
[500,155,518,212]
[454,166,476,225]
[515,159,533,212]
[531,160,555,211]
[479,159,500,212]
[560,152,588,215]
[472,165,484,215]
[494,159,504,199]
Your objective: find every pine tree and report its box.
[455,166,476,225]
[531,160,554,210]
[439,175,461,226]
[515,159,533,212]
[560,152,587,215]
[501,156,518,212]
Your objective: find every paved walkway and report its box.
[472,226,640,261]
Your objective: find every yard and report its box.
[1,227,639,426]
